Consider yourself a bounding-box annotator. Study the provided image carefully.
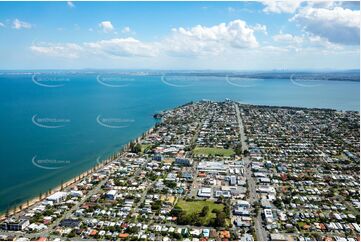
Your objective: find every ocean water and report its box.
[0,73,359,212]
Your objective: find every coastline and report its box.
[0,126,156,221]
[2,100,360,220]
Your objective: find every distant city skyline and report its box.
[0,1,359,70]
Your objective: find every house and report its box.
[202,229,210,238]
[219,230,230,239]
[263,209,273,223]
[175,157,192,166]
[214,190,231,198]
[153,154,163,161]
[106,190,117,200]
[181,172,193,181]
[261,199,272,209]
[118,233,129,239]
[59,219,81,228]
[229,176,237,185]
[236,200,250,208]
[233,207,250,216]
[166,173,177,182]
[270,233,287,241]
[70,190,83,197]
[240,234,254,241]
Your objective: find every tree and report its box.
[170,206,183,217]
[151,200,162,211]
[243,149,250,156]
[200,206,209,217]
[214,211,227,227]
[235,144,243,156]
[164,180,177,189]
[131,143,142,153]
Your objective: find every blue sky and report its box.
[0,1,359,70]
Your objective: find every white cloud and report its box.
[12,19,32,29]
[227,7,236,12]
[263,1,302,14]
[84,38,158,57]
[271,31,345,52]
[67,1,75,8]
[253,24,268,35]
[273,33,303,44]
[121,26,131,34]
[30,43,83,58]
[0,22,4,27]
[31,20,259,59]
[31,37,158,59]
[306,1,340,9]
[99,21,114,33]
[306,34,343,50]
[165,19,259,56]
[30,17,356,64]
[291,6,360,45]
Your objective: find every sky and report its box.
[0,1,359,70]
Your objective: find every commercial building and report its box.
[0,219,29,231]
[197,187,212,198]
[197,161,227,174]
[46,191,67,204]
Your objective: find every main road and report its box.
[235,104,268,241]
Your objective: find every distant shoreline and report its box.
[0,70,359,82]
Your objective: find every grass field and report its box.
[176,199,224,222]
[192,146,235,156]
[141,144,153,153]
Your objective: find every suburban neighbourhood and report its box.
[1,100,359,241]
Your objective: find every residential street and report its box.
[235,104,268,241]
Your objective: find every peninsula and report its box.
[1,100,359,241]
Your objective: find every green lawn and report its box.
[176,199,224,222]
[141,144,153,153]
[193,146,235,156]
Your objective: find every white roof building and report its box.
[46,191,67,203]
[197,187,212,198]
